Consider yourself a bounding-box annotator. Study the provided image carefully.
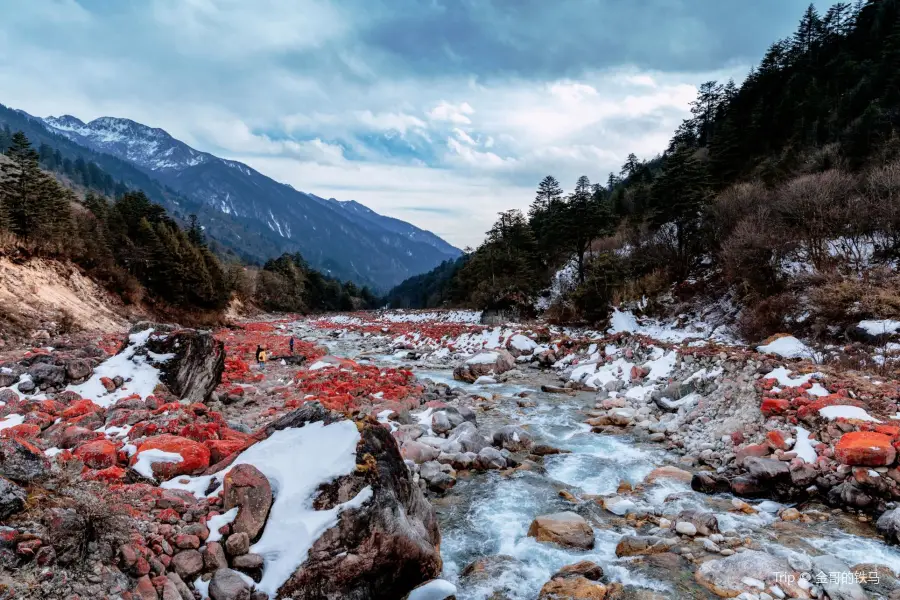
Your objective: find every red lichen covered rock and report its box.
[761,397,790,416]
[835,431,897,467]
[130,434,210,479]
[766,430,789,451]
[74,439,118,469]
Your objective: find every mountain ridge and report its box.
[4,107,461,290]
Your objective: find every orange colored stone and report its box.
[766,430,789,450]
[130,434,210,478]
[61,399,102,420]
[761,397,790,416]
[74,439,118,469]
[834,431,897,467]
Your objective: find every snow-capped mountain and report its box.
[32,112,461,289]
[43,115,210,172]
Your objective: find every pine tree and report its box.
[187,214,206,247]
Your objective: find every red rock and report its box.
[17,539,42,555]
[100,377,116,392]
[0,423,40,439]
[157,508,180,524]
[766,430,790,451]
[730,431,745,445]
[875,425,900,439]
[61,399,102,420]
[736,443,770,464]
[74,439,118,469]
[205,439,252,464]
[761,397,790,416]
[86,466,127,483]
[60,425,103,448]
[835,432,897,467]
[174,534,200,550]
[130,435,210,479]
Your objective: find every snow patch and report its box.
[818,405,881,423]
[756,336,814,359]
[132,449,183,480]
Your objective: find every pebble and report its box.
[675,521,697,536]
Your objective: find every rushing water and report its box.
[319,331,900,599]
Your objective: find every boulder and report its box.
[65,358,93,382]
[223,464,273,542]
[552,561,604,582]
[0,477,26,520]
[431,411,452,435]
[44,507,87,565]
[171,549,204,580]
[695,550,810,598]
[527,512,595,550]
[27,362,66,389]
[644,466,692,484]
[876,508,900,544]
[453,350,515,383]
[743,457,790,481]
[674,510,719,536]
[812,555,867,600]
[492,425,533,452]
[73,439,118,469]
[476,446,507,470]
[137,324,225,403]
[209,568,250,600]
[130,434,210,479]
[614,535,676,557]
[0,436,51,483]
[835,431,897,467]
[401,440,441,464]
[274,408,442,600]
[538,576,608,599]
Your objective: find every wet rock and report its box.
[852,563,900,599]
[453,350,515,383]
[427,471,456,493]
[460,554,525,586]
[674,522,696,536]
[614,536,676,557]
[603,496,636,516]
[876,508,900,544]
[223,464,273,541]
[695,550,809,598]
[674,510,719,536]
[492,425,533,452]
[0,436,51,482]
[690,472,730,494]
[538,576,608,599]
[401,440,441,464]
[0,477,26,520]
[476,446,507,470]
[527,511,595,550]
[209,568,250,600]
[744,457,790,481]
[432,411,452,434]
[401,580,457,600]
[812,554,866,600]
[552,560,604,581]
[644,466,692,484]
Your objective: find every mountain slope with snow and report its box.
[27,110,461,289]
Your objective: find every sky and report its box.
[0,0,831,248]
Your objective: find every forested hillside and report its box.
[0,130,377,327]
[388,0,900,341]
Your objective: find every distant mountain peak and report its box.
[44,114,86,130]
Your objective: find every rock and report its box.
[225,532,250,557]
[744,457,790,481]
[527,511,595,550]
[476,446,507,470]
[835,431,897,466]
[674,510,719,536]
[427,472,457,493]
[690,472,731,494]
[453,349,516,383]
[812,555,867,600]
[130,434,211,479]
[44,507,87,565]
[674,522,697,536]
[0,477,26,520]
[166,572,194,600]
[0,436,51,482]
[492,425,533,452]
[73,439,118,469]
[553,560,604,581]
[231,552,264,571]
[275,408,441,600]
[876,508,900,544]
[603,496,636,516]
[223,464,273,541]
[133,575,160,600]
[614,535,676,557]
[401,579,458,600]
[460,554,524,590]
[695,550,809,598]
[139,324,226,403]
[644,466,692,484]
[171,549,204,580]
[27,362,66,388]
[209,568,250,600]
[204,541,229,572]
[65,358,93,382]
[431,411,452,434]
[851,563,900,599]
[401,440,441,464]
[780,507,801,521]
[539,576,608,599]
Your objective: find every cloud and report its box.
[0,0,827,247]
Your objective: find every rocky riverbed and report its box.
[0,309,899,599]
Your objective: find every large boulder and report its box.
[527,512,595,550]
[876,508,900,544]
[811,555,867,600]
[453,350,515,383]
[209,568,250,600]
[492,425,533,452]
[695,550,811,598]
[130,434,211,479]
[134,323,225,403]
[273,407,442,599]
[223,464,273,541]
[835,431,897,467]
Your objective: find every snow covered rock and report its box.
[136,323,225,403]
[453,350,515,383]
[266,406,442,599]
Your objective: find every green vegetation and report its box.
[386,1,900,337]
